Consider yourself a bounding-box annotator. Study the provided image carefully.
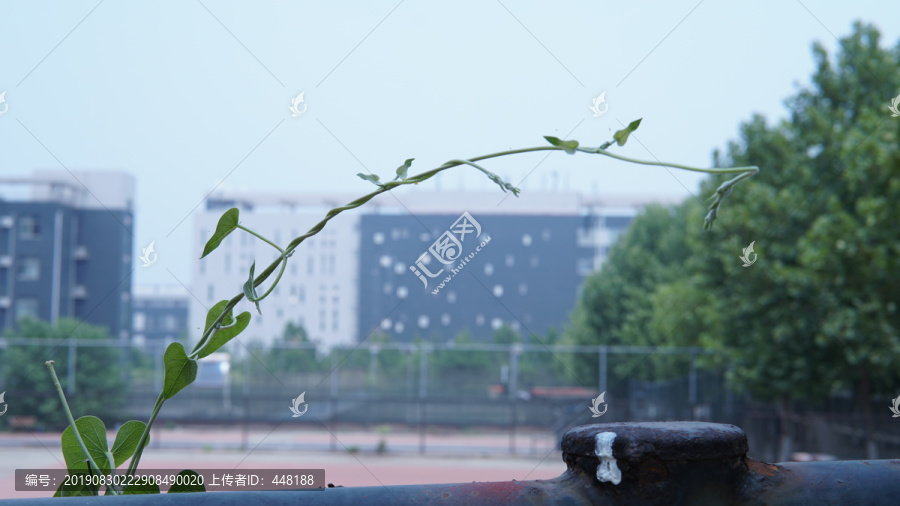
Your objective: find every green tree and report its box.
[1,317,126,430]
[563,23,900,459]
[635,22,899,458]
[562,201,698,386]
[267,321,322,373]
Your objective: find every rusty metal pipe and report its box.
[5,422,900,505]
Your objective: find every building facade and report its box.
[193,190,680,348]
[132,284,190,349]
[191,195,360,350]
[358,212,594,343]
[0,170,134,339]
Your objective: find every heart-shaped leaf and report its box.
[205,300,235,333]
[394,158,414,180]
[200,208,239,259]
[110,420,149,469]
[544,136,579,154]
[242,262,262,315]
[163,343,197,400]
[613,118,642,146]
[168,470,206,493]
[61,416,109,474]
[54,479,95,497]
[199,311,250,359]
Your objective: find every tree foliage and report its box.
[563,22,900,405]
[1,317,126,430]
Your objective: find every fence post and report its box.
[598,346,607,395]
[418,343,429,454]
[689,351,697,408]
[67,339,76,396]
[330,351,338,451]
[509,344,522,455]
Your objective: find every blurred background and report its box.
[1,0,899,497]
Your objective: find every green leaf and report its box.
[110,420,149,468]
[242,262,262,315]
[394,158,414,180]
[205,300,235,333]
[163,343,197,400]
[200,208,239,259]
[544,136,579,154]
[54,479,94,497]
[168,470,206,493]
[199,311,251,359]
[61,416,110,474]
[357,173,382,186]
[613,118,642,146]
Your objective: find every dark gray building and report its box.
[132,285,189,350]
[358,213,595,343]
[0,171,134,339]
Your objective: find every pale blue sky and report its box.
[1,1,897,287]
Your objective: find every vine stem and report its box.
[45,361,119,495]
[126,136,758,476]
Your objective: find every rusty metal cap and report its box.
[562,422,748,463]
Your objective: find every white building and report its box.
[191,196,360,350]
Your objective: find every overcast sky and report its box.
[1,1,897,288]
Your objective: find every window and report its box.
[19,216,39,239]
[134,312,146,331]
[224,254,231,273]
[299,285,306,302]
[15,298,39,321]
[492,285,503,297]
[319,310,326,331]
[332,310,339,331]
[17,257,40,281]
[207,284,214,301]
[521,234,532,247]
[163,315,178,331]
[290,285,297,296]
[307,256,314,275]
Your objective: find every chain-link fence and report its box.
[2,337,897,460]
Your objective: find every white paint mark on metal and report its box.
[595,431,621,485]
